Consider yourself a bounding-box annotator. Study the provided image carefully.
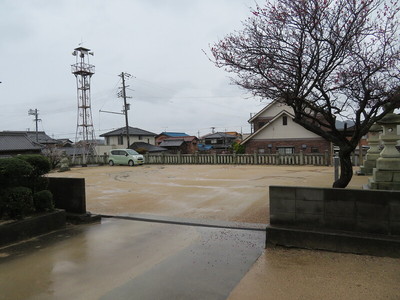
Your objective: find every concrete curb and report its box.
[99,213,267,232]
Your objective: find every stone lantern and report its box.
[368,112,400,190]
[359,123,382,175]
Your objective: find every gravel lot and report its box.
[48,164,367,224]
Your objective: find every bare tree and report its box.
[210,0,400,188]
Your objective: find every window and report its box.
[138,135,143,140]
[277,147,294,154]
[118,136,124,145]
[282,116,288,126]
[311,147,319,153]
[258,148,265,154]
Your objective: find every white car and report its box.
[108,149,144,166]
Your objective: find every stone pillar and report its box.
[359,124,382,175]
[368,113,400,190]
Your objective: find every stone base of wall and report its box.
[266,225,400,258]
[0,210,66,247]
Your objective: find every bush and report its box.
[33,190,54,212]
[1,187,34,219]
[0,158,33,187]
[232,142,245,154]
[17,155,51,176]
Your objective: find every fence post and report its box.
[161,152,165,164]
[213,152,217,164]
[299,150,304,165]
[177,151,181,164]
[253,151,258,165]
[325,150,329,166]
[334,153,340,181]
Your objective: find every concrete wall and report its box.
[270,186,400,235]
[267,186,400,257]
[48,177,86,214]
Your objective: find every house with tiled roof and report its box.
[130,142,167,153]
[0,132,42,157]
[100,126,157,148]
[158,136,199,154]
[155,132,189,146]
[200,132,239,153]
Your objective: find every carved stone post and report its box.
[359,124,382,175]
[368,113,400,190]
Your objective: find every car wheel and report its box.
[128,160,134,166]
[109,160,114,166]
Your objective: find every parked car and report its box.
[108,149,144,166]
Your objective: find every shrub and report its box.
[232,142,245,154]
[0,158,33,188]
[17,154,51,176]
[2,187,34,219]
[33,190,54,212]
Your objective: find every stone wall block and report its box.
[270,186,296,200]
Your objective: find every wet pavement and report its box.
[0,218,265,300]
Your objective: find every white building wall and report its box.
[105,135,156,148]
[258,102,294,118]
[254,115,320,139]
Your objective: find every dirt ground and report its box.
[47,164,400,300]
[48,164,367,224]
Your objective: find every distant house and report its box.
[201,132,238,153]
[56,139,74,148]
[155,132,189,146]
[0,132,42,157]
[2,131,57,147]
[241,101,331,155]
[100,126,157,148]
[159,136,199,154]
[130,142,167,154]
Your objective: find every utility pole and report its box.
[118,72,132,148]
[28,109,41,142]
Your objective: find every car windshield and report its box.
[126,149,139,155]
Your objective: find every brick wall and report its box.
[244,138,331,155]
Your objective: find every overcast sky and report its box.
[0,0,266,140]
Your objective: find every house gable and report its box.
[250,101,294,131]
[243,110,321,144]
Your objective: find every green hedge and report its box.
[17,154,51,176]
[0,155,54,220]
[33,190,54,212]
[0,158,33,187]
[1,187,34,219]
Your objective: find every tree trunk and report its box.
[332,149,353,188]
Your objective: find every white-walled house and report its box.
[241,101,331,155]
[99,126,157,149]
